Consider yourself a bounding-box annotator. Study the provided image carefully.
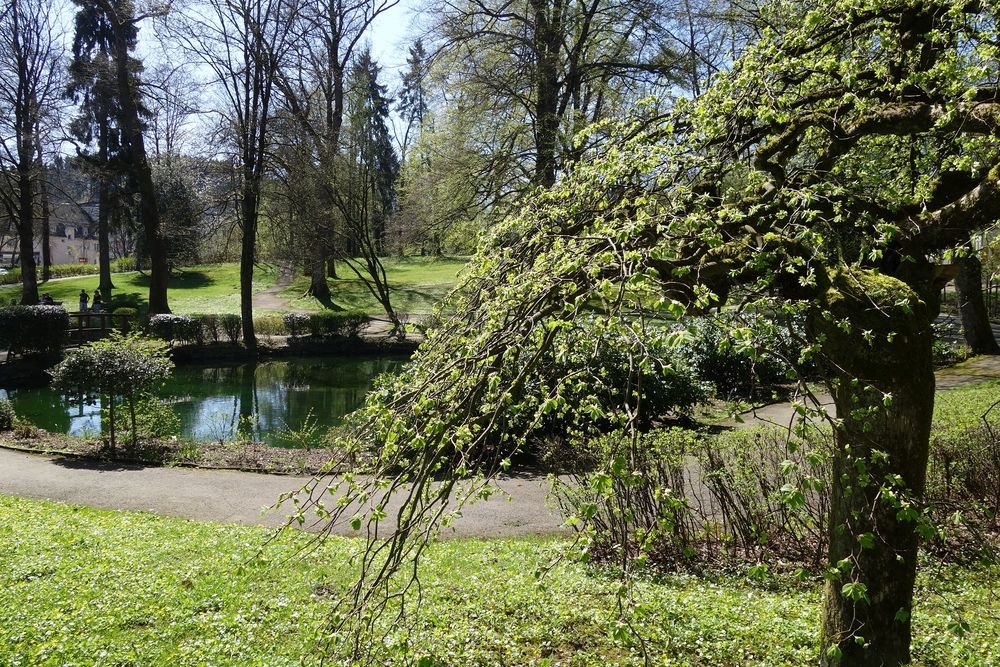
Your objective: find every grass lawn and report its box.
[1,495,997,666]
[283,256,469,314]
[0,263,279,315]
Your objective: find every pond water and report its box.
[0,356,405,447]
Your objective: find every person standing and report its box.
[79,289,89,312]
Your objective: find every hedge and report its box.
[0,305,69,355]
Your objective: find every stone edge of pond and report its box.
[0,432,345,477]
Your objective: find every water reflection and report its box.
[0,356,404,447]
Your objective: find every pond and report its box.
[0,356,406,447]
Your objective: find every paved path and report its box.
[0,448,565,537]
[734,354,1000,429]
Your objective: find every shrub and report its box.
[50,333,173,451]
[925,381,1000,556]
[193,314,222,344]
[0,399,14,431]
[554,423,833,570]
[221,314,242,344]
[282,312,310,337]
[679,313,804,398]
[553,428,706,566]
[253,315,286,339]
[308,311,369,338]
[0,305,69,356]
[0,258,135,286]
[112,307,140,334]
[148,314,199,345]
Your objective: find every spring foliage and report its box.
[285,1,1000,662]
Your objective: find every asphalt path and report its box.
[0,448,566,537]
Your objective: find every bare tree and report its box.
[171,0,299,350]
[275,0,399,304]
[0,0,63,304]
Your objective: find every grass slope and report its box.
[283,256,468,314]
[1,495,997,666]
[0,263,278,315]
[0,258,468,316]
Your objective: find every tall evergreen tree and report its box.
[396,39,429,162]
[68,0,170,314]
[66,3,128,302]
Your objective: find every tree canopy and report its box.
[291,1,1000,664]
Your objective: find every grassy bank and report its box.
[1,495,997,666]
[283,256,468,314]
[0,263,278,315]
[0,258,468,316]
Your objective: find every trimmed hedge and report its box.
[148,314,199,345]
[308,311,368,338]
[0,305,69,355]
[282,313,310,337]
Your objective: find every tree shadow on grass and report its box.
[131,270,216,291]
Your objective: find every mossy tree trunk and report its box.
[813,269,938,667]
[954,255,999,355]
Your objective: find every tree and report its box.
[954,252,999,354]
[67,0,130,302]
[51,332,172,451]
[0,0,63,305]
[396,38,429,162]
[424,0,685,192]
[294,1,1000,664]
[327,49,402,330]
[172,0,298,350]
[275,0,399,303]
[70,0,171,314]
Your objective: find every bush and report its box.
[193,314,222,344]
[0,399,14,431]
[680,313,804,398]
[0,305,69,355]
[308,311,369,338]
[112,307,140,334]
[148,314,199,345]
[925,381,1000,556]
[282,312,310,337]
[554,424,832,570]
[221,314,242,344]
[253,315,286,339]
[0,258,136,286]
[50,333,173,451]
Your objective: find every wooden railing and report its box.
[67,311,136,344]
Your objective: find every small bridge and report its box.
[67,311,138,345]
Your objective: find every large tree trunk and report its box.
[16,157,38,305]
[531,0,560,189]
[97,113,114,302]
[307,248,332,303]
[814,269,937,667]
[954,255,999,355]
[240,189,257,352]
[39,167,51,282]
[108,10,169,314]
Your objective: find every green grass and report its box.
[0,258,468,316]
[1,495,998,666]
[0,263,279,315]
[283,256,469,314]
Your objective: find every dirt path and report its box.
[253,265,309,313]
